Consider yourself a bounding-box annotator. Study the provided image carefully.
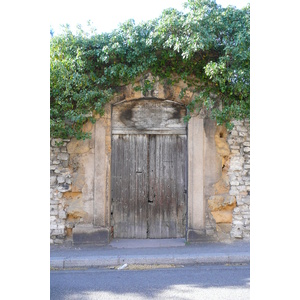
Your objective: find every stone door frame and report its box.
[92,98,206,243]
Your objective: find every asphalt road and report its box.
[50,263,250,300]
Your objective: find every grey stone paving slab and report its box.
[110,238,186,248]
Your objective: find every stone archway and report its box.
[71,74,219,244]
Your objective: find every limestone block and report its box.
[232,120,244,126]
[208,195,236,211]
[242,196,250,204]
[50,176,57,185]
[57,176,65,184]
[230,181,240,186]
[230,130,238,136]
[208,196,224,211]
[62,161,69,167]
[66,178,72,184]
[233,220,244,225]
[54,169,61,175]
[237,185,247,192]
[231,149,240,154]
[239,132,248,137]
[57,153,69,161]
[233,207,240,213]
[67,139,90,154]
[216,223,232,233]
[231,227,243,238]
[230,146,240,150]
[59,210,67,219]
[51,229,65,235]
[50,209,58,216]
[211,211,233,223]
[236,126,247,132]
[213,176,229,194]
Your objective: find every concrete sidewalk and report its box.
[50,239,250,269]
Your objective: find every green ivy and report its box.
[50,0,250,139]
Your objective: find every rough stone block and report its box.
[211,211,233,223]
[72,226,110,245]
[230,181,240,186]
[58,211,67,219]
[229,130,238,136]
[239,132,248,137]
[231,149,240,154]
[187,229,216,242]
[233,220,244,225]
[50,176,57,185]
[57,176,65,183]
[236,126,247,132]
[57,153,69,161]
[67,139,90,154]
[51,229,65,235]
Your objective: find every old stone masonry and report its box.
[50,76,250,245]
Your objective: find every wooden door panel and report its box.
[148,135,187,238]
[111,135,148,238]
[111,134,186,239]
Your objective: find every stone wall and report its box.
[203,120,250,240]
[50,75,250,244]
[50,138,71,244]
[227,120,250,239]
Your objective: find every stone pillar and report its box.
[187,116,206,241]
[72,117,111,245]
[94,118,108,227]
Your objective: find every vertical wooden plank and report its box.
[134,135,148,238]
[176,135,187,236]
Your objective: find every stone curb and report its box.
[50,252,250,269]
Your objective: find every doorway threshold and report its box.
[109,238,186,249]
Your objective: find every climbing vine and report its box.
[50,0,250,139]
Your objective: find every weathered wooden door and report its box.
[111,100,187,238]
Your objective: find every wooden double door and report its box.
[111,133,187,238]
